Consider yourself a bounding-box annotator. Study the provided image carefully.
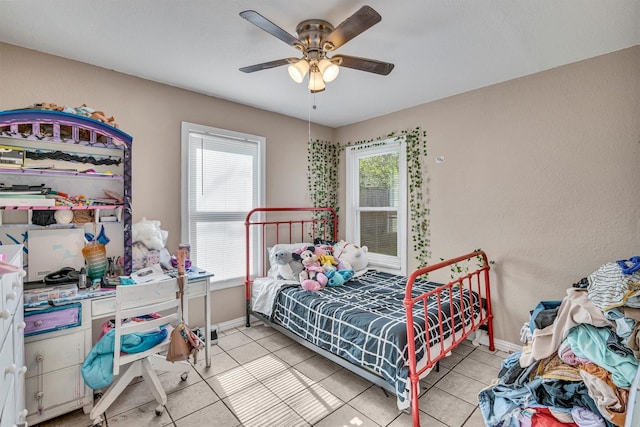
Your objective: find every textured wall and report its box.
[336,46,640,344]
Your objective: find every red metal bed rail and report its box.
[403,250,494,426]
[244,207,338,327]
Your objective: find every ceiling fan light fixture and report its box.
[308,70,325,93]
[288,59,309,83]
[318,58,339,82]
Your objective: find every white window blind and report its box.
[181,122,264,288]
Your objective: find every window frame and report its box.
[180,122,265,290]
[345,137,407,275]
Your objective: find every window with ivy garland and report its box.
[306,127,430,268]
[345,137,407,274]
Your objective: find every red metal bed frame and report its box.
[244,207,494,427]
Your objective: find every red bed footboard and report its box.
[244,207,338,326]
[404,250,494,426]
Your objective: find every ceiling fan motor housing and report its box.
[295,20,335,61]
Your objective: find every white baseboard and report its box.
[472,330,522,353]
[218,316,262,332]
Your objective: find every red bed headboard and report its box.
[244,207,338,321]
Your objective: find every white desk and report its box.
[23,270,213,425]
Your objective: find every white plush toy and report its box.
[333,240,369,272]
[132,218,168,250]
[269,246,303,281]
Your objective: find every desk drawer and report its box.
[91,297,116,318]
[185,278,207,297]
[24,303,81,336]
[24,330,85,378]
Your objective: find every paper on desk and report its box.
[130,264,171,283]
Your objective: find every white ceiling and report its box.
[1,1,638,128]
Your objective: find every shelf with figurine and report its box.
[0,105,133,275]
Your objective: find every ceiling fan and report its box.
[239,5,394,93]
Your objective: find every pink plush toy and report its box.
[297,247,328,291]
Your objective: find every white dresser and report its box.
[0,245,27,427]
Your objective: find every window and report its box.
[181,122,265,289]
[345,138,407,274]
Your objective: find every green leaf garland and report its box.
[306,127,430,267]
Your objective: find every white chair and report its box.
[89,278,190,426]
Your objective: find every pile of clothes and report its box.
[479,258,640,427]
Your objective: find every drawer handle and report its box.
[4,363,17,376]
[17,321,26,331]
[0,309,9,320]
[18,269,26,278]
[5,291,17,301]
[18,365,27,375]
[33,320,44,327]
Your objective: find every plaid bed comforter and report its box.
[270,270,482,408]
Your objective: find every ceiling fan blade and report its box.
[332,54,394,75]
[239,58,293,73]
[323,5,382,51]
[240,10,303,49]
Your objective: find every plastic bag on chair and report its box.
[166,322,203,363]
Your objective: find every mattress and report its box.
[258,270,483,408]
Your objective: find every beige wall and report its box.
[0,42,334,326]
[336,46,640,343]
[2,42,639,344]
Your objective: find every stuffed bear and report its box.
[333,241,369,272]
[298,247,328,291]
[270,248,303,281]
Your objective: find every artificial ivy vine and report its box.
[403,127,430,268]
[307,138,341,238]
[306,127,430,267]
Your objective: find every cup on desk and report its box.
[82,242,107,281]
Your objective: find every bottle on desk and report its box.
[176,243,190,275]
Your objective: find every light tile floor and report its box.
[37,325,509,427]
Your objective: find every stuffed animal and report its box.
[132,218,168,250]
[318,254,338,271]
[270,248,303,281]
[325,268,355,287]
[298,247,328,291]
[333,241,369,272]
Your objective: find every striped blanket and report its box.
[267,270,482,408]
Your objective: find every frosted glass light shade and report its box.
[318,59,339,82]
[288,59,309,83]
[308,71,325,92]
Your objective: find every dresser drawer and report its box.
[24,303,81,336]
[0,270,22,342]
[24,329,86,378]
[0,377,16,427]
[0,328,14,409]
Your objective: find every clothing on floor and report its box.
[520,288,612,368]
[587,262,640,311]
[564,324,639,388]
[579,365,628,427]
